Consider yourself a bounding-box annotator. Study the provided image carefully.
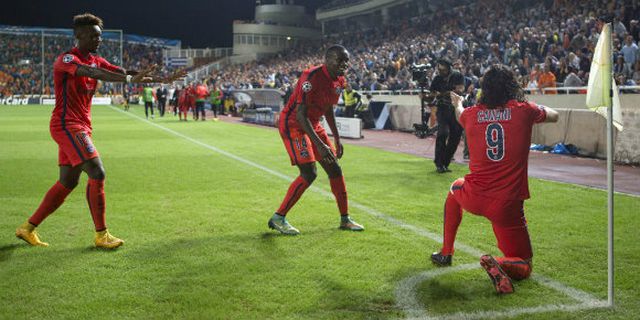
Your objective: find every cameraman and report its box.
[430,58,464,173]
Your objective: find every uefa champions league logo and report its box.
[302,81,312,93]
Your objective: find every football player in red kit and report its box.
[431,64,559,293]
[15,13,183,249]
[178,85,189,121]
[268,45,364,235]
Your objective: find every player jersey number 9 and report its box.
[485,123,505,161]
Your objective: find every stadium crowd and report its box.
[2,0,639,98]
[0,32,164,97]
[210,0,640,95]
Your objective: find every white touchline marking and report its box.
[395,263,608,320]
[109,106,609,318]
[396,263,479,320]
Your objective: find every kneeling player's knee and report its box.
[510,261,532,280]
[497,257,532,280]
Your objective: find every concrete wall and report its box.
[255,5,307,25]
[232,23,321,55]
[370,93,640,163]
[316,0,411,21]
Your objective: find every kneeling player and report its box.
[431,65,558,293]
[268,45,364,235]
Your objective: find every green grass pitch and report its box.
[0,105,638,319]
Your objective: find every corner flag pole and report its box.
[605,22,614,308]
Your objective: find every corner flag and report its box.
[586,22,619,308]
[586,23,623,130]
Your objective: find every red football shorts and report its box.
[280,124,335,166]
[449,178,533,260]
[50,126,99,167]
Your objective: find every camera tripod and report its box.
[413,85,437,139]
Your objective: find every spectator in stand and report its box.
[621,35,639,69]
[614,55,632,78]
[563,66,583,93]
[613,16,628,38]
[555,58,570,84]
[632,60,640,83]
[538,64,557,94]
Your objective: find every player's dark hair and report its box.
[479,64,526,109]
[73,13,103,30]
[325,44,347,59]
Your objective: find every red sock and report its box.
[29,181,73,226]
[441,192,463,255]
[496,257,532,280]
[86,178,107,231]
[276,176,310,216]
[329,176,348,215]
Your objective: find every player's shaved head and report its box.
[325,45,350,78]
[73,13,103,32]
[325,45,348,60]
[479,64,526,109]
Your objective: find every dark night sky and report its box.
[0,0,322,48]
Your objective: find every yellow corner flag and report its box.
[586,23,623,131]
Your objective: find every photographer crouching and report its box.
[429,58,465,173]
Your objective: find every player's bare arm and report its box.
[542,106,559,123]
[450,91,465,122]
[296,103,336,164]
[76,64,183,84]
[324,106,343,159]
[75,64,153,83]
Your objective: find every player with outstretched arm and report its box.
[15,13,183,249]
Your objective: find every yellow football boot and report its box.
[95,229,124,249]
[15,222,49,247]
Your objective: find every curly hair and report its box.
[478,64,526,109]
[73,13,103,30]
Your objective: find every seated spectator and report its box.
[632,60,640,84]
[563,67,583,93]
[614,55,632,78]
[538,64,557,94]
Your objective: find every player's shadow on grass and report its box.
[260,227,341,240]
[0,243,21,262]
[83,246,123,252]
[307,274,399,318]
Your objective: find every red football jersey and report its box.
[185,87,196,106]
[51,47,123,130]
[459,100,547,200]
[280,65,345,131]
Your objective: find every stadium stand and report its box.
[2,0,639,98]
[208,0,640,96]
[0,29,167,97]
